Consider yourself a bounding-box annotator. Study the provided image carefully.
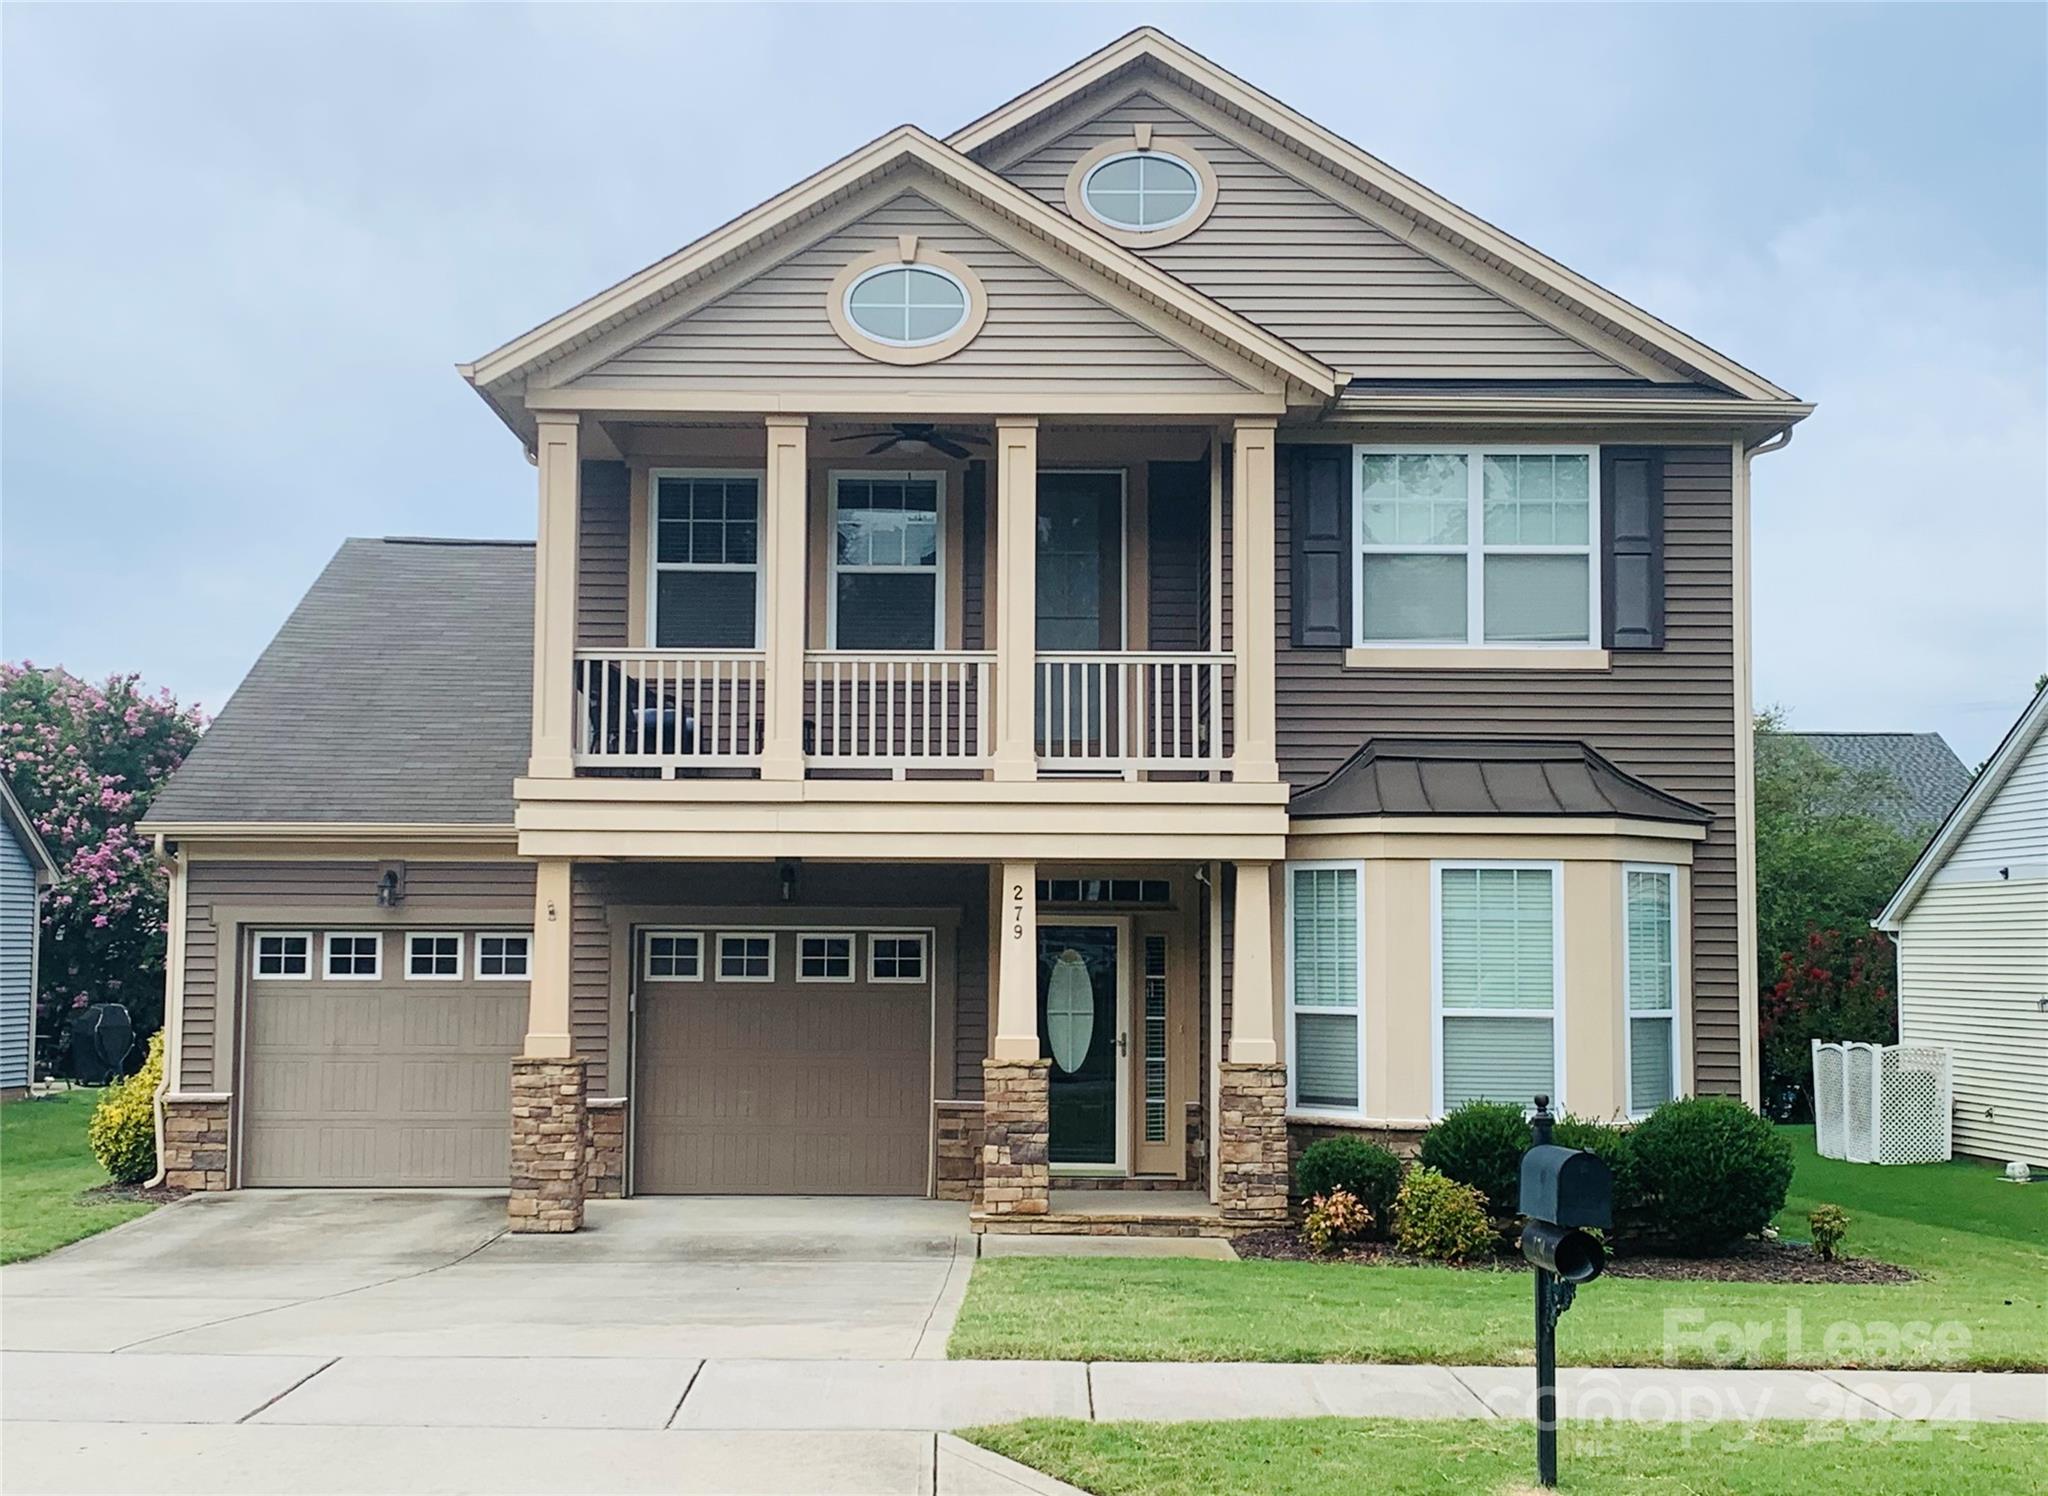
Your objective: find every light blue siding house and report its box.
[1,776,57,1096]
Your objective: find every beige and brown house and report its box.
[140,30,1809,1233]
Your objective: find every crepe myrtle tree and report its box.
[1,664,204,1076]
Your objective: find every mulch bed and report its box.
[79,1182,189,1206]
[1232,1229,1915,1284]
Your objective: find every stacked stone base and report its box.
[1216,1061,1289,1226]
[935,1102,984,1202]
[509,1057,587,1233]
[585,1098,626,1200]
[974,1059,1049,1219]
[161,1096,231,1190]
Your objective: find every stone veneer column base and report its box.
[976,1059,1049,1218]
[162,1097,231,1190]
[935,1102,985,1202]
[509,1057,587,1233]
[1216,1061,1289,1226]
[585,1097,626,1200]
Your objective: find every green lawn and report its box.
[0,1090,155,1264]
[949,1128,2048,1369]
[964,1418,2048,1496]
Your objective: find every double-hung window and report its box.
[1436,864,1562,1111]
[1624,865,1680,1115]
[830,473,942,649]
[1286,862,1364,1114]
[1355,448,1597,647]
[651,471,762,649]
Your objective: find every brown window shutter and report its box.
[1287,445,1351,648]
[1601,446,1665,650]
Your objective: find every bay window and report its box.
[651,471,762,648]
[1356,448,1597,647]
[1436,864,1561,1112]
[1624,865,1680,1114]
[1286,861,1364,1114]
[830,473,943,649]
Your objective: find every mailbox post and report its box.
[1519,1095,1612,1488]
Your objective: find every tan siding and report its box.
[578,461,630,647]
[178,860,535,1093]
[997,92,1630,381]
[571,192,1247,394]
[1896,880,2048,1166]
[1273,446,1741,1092]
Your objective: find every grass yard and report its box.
[949,1128,2048,1369]
[0,1089,155,1264]
[964,1418,2048,1496]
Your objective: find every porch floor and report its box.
[1045,1190,1215,1219]
[976,1190,1232,1240]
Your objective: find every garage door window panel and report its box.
[717,934,776,982]
[256,932,311,979]
[406,933,463,980]
[477,933,531,980]
[799,933,855,983]
[324,932,382,980]
[869,934,927,983]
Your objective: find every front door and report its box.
[1037,922,1125,1166]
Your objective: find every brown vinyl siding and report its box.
[578,461,630,647]
[177,860,535,1092]
[996,91,1630,381]
[1273,445,1742,1093]
[571,192,1247,394]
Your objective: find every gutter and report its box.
[145,833,178,1189]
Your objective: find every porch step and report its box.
[972,1189,1236,1238]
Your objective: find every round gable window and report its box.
[1082,151,1201,231]
[844,264,969,348]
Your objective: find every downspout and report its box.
[145,834,182,1188]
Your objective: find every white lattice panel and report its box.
[1812,1041,1952,1165]
[1813,1040,1846,1158]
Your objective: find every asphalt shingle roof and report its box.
[1787,732,1973,836]
[144,538,532,827]
[1287,738,1712,824]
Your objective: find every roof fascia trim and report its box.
[0,776,58,877]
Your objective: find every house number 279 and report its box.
[1011,884,1026,940]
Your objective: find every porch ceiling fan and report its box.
[831,423,988,460]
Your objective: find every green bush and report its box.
[1417,1101,1530,1216]
[87,1031,163,1185]
[1630,1097,1794,1253]
[1301,1187,1374,1255]
[1295,1136,1404,1234]
[1808,1203,1850,1262]
[1550,1115,1642,1225]
[1391,1167,1497,1264]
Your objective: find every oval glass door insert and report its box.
[1046,948,1095,1074]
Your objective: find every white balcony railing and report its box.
[805,651,994,771]
[1035,652,1231,773]
[573,649,765,769]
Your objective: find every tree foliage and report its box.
[1760,927,1899,1112]
[1,664,204,1074]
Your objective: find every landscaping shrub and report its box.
[1295,1136,1403,1233]
[87,1031,162,1184]
[1808,1204,1849,1262]
[1301,1188,1373,1255]
[1417,1102,1530,1216]
[1392,1167,1496,1264]
[1629,1097,1794,1253]
[1550,1115,1643,1226]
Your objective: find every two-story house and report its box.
[140,29,1808,1234]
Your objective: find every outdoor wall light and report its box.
[376,869,403,907]
[779,861,797,903]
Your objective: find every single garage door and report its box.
[634,929,931,1195]
[242,927,529,1187]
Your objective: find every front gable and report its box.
[563,185,1259,399]
[988,84,1635,382]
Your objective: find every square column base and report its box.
[976,1059,1049,1218]
[162,1098,232,1190]
[1217,1061,1289,1226]
[509,1056,587,1233]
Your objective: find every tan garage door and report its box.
[242,929,528,1187]
[634,934,931,1195]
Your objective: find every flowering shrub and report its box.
[1,665,203,1073]
[1808,1204,1849,1262]
[88,1031,164,1184]
[1301,1188,1373,1255]
[1391,1167,1496,1264]
[1294,1136,1403,1235]
[1759,927,1899,1116]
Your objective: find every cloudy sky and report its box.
[3,3,2043,761]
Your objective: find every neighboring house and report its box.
[1876,688,2048,1168]
[1,776,58,1097]
[1789,731,1973,838]
[138,29,1810,1232]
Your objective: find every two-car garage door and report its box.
[241,927,528,1187]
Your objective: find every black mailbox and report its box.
[1520,1144,1612,1230]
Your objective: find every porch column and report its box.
[1230,418,1279,782]
[982,859,1049,1220]
[1219,859,1286,1226]
[992,417,1038,780]
[529,414,581,778]
[511,855,586,1232]
[761,414,809,780]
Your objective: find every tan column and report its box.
[992,860,1039,1060]
[1229,860,1278,1064]
[761,415,809,780]
[992,418,1039,780]
[524,857,574,1058]
[1231,419,1279,782]
[529,414,581,778]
